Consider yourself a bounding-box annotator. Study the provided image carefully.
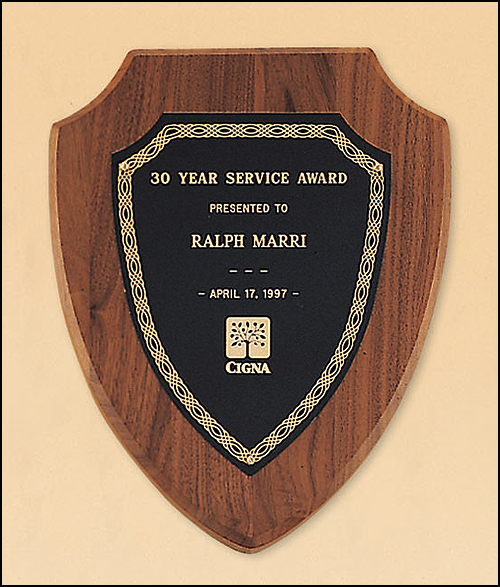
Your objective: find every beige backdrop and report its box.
[3,2,498,584]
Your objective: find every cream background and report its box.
[2,2,497,584]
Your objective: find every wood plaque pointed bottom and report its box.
[50,48,451,552]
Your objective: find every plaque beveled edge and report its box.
[49,48,451,553]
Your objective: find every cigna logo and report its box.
[225,317,271,374]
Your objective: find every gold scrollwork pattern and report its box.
[116,123,385,466]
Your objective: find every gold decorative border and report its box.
[116,123,385,466]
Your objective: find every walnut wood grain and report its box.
[49,48,451,552]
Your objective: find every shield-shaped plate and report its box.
[50,48,451,552]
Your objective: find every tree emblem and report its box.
[226,317,271,359]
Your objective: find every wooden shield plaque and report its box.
[50,48,451,552]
